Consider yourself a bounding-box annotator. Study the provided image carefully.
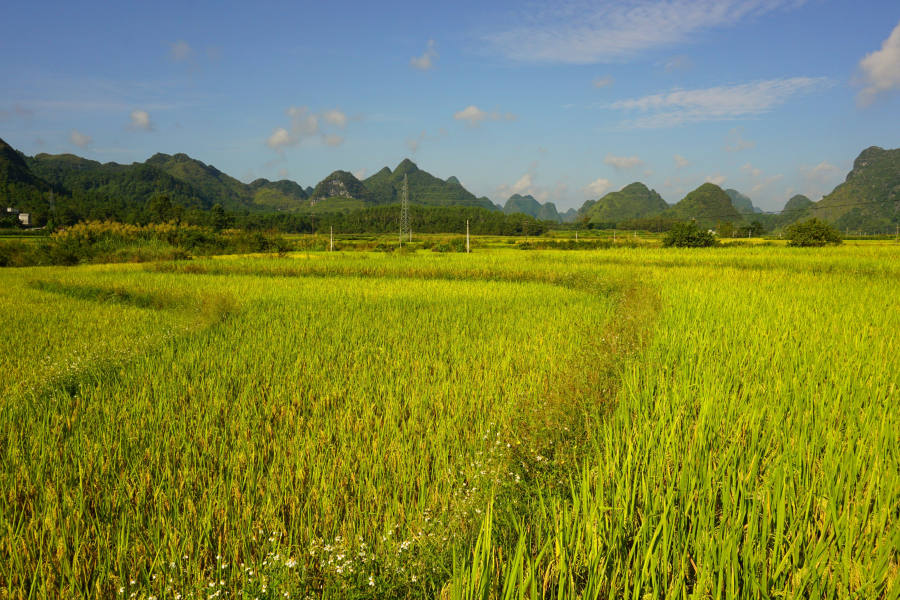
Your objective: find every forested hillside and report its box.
[4,136,898,232]
[584,182,669,223]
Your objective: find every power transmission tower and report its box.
[400,174,410,243]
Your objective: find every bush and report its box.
[785,218,843,247]
[662,222,719,248]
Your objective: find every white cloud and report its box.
[266,127,295,150]
[657,55,693,73]
[581,177,613,197]
[410,39,438,71]
[286,106,320,136]
[322,108,347,129]
[592,75,614,89]
[453,105,516,127]
[69,129,93,148]
[267,106,350,150]
[740,162,762,178]
[799,160,841,200]
[663,175,692,194]
[674,154,690,169]
[740,163,783,198]
[278,168,290,178]
[243,169,255,183]
[855,21,900,107]
[604,153,643,171]
[352,169,367,180]
[644,169,655,177]
[749,175,783,196]
[126,109,156,131]
[484,0,807,64]
[725,127,754,152]
[607,77,834,128]
[495,162,556,202]
[509,174,535,195]
[405,130,433,153]
[705,173,727,186]
[166,40,193,62]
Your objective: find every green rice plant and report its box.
[0,255,615,598]
[450,245,900,599]
[1,245,898,599]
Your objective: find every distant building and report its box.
[4,207,30,227]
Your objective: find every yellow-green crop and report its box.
[1,245,898,599]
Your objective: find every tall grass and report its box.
[451,247,900,598]
[1,246,898,598]
[1,256,613,598]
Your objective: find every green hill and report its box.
[584,182,668,223]
[564,200,597,223]
[501,195,563,223]
[807,146,900,230]
[560,208,578,223]
[504,194,542,217]
[248,178,309,211]
[664,183,744,228]
[309,171,374,206]
[783,194,813,213]
[145,153,251,208]
[1,137,51,194]
[536,202,562,223]
[725,189,763,214]
[363,159,498,211]
[22,149,312,219]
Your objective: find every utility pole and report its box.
[330,226,333,252]
[466,219,470,253]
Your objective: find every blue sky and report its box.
[1,0,898,212]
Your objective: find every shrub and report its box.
[662,221,719,248]
[785,218,843,247]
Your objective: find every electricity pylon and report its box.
[400,174,411,243]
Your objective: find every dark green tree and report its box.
[209,204,230,231]
[662,221,719,248]
[749,220,765,236]
[149,195,173,223]
[785,218,843,247]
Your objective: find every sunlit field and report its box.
[1,244,898,599]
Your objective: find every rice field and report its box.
[1,245,898,599]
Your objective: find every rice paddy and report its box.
[1,245,898,598]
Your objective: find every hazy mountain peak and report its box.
[725,188,762,214]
